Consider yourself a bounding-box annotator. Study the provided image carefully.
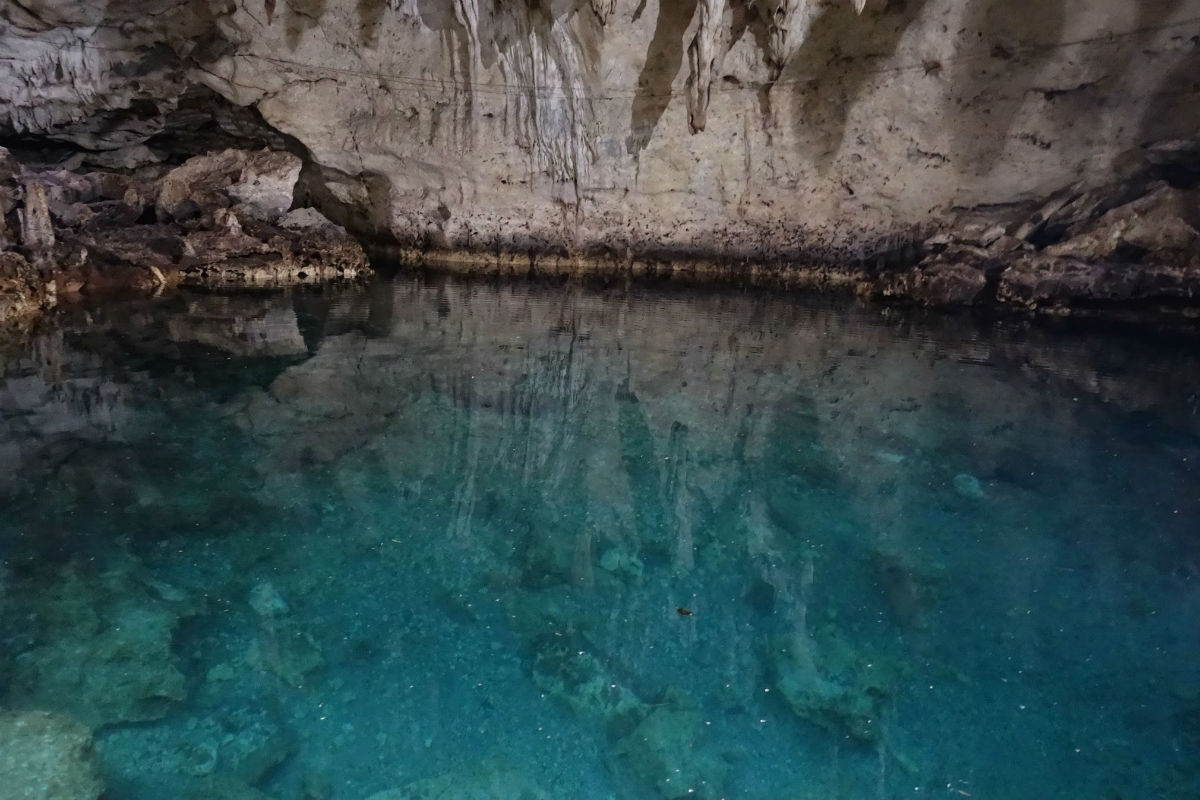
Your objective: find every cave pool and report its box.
[1,274,1197,799]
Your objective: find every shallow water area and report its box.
[1,276,1198,800]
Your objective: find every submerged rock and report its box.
[952,472,986,500]
[6,563,193,728]
[248,581,290,619]
[530,635,646,738]
[609,699,729,800]
[184,775,275,800]
[96,704,294,790]
[0,710,104,800]
[365,757,549,800]
[772,633,891,743]
[248,625,324,688]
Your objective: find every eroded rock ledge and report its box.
[383,137,1200,321]
[0,145,369,333]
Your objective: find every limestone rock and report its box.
[82,144,161,171]
[18,183,55,253]
[0,0,1197,305]
[226,151,302,221]
[157,150,300,223]
[279,207,346,233]
[0,710,104,800]
[1046,183,1200,260]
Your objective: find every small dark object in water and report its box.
[676,607,693,616]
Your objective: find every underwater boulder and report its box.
[6,565,192,728]
[530,635,647,739]
[0,710,104,799]
[609,697,729,800]
[364,756,549,800]
[772,635,890,743]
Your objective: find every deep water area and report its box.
[1,276,1198,800]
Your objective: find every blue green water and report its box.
[1,276,1198,799]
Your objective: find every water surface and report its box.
[1,277,1198,799]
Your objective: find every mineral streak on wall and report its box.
[1,0,1198,262]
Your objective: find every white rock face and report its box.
[1,0,1198,260]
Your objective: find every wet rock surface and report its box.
[6,557,196,729]
[365,757,551,800]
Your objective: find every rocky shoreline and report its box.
[0,145,370,337]
[379,138,1200,323]
[3,139,1199,337]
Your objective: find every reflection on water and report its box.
[1,277,1198,799]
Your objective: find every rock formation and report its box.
[0,142,369,330]
[0,710,105,800]
[0,0,1198,316]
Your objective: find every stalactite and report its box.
[451,0,483,148]
[18,184,55,255]
[452,0,483,81]
[685,0,727,134]
[590,0,617,25]
[754,0,867,76]
[495,5,596,191]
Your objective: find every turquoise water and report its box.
[1,276,1198,799]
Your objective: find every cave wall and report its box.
[2,0,1198,260]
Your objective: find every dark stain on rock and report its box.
[1137,44,1200,160]
[948,0,1066,177]
[627,0,699,156]
[356,0,387,48]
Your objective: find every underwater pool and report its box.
[1,276,1198,799]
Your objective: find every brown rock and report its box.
[996,253,1200,309]
[876,261,988,306]
[0,146,19,216]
